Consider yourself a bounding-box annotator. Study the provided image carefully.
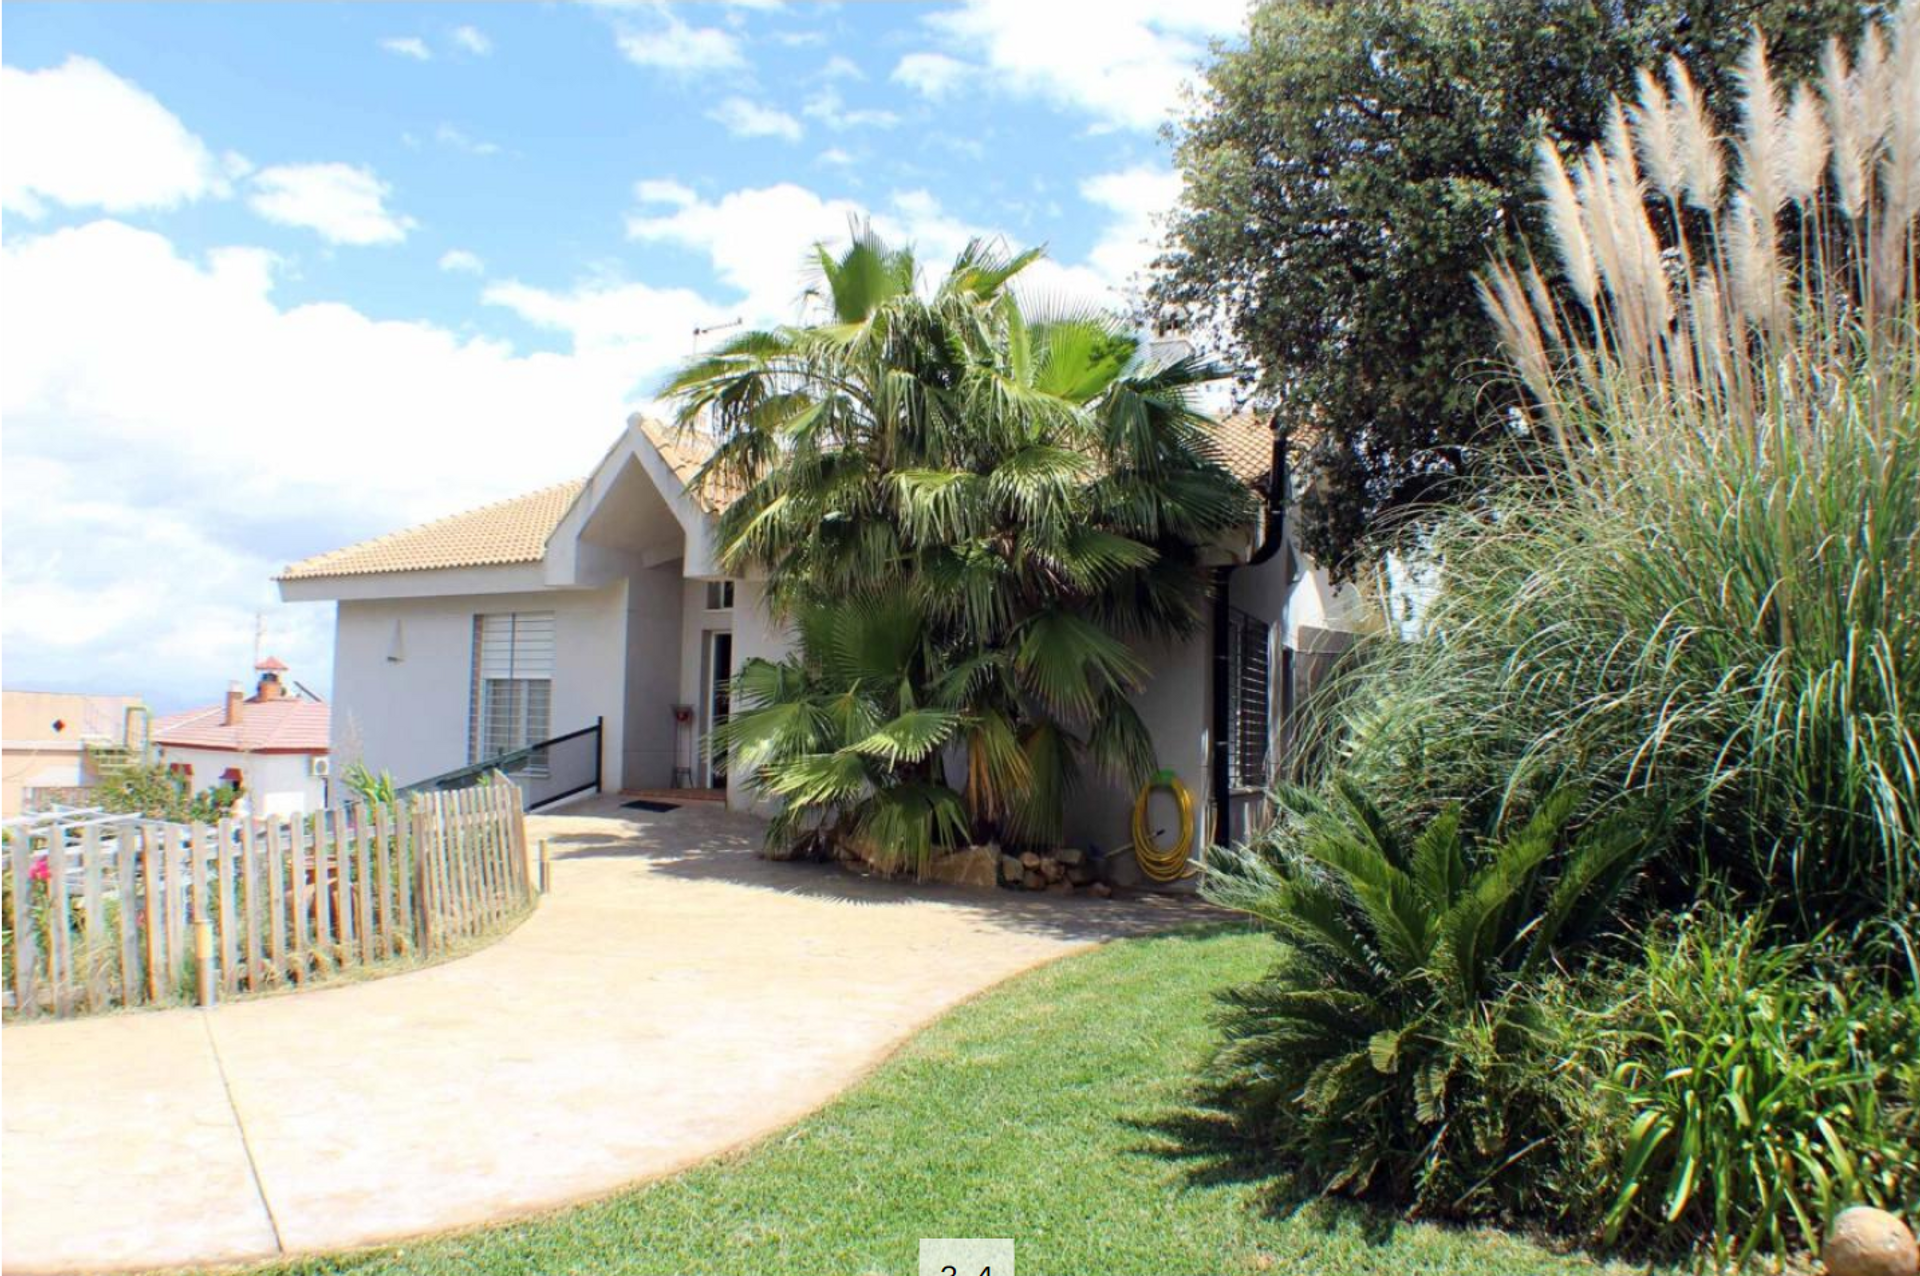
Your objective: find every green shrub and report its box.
[1204,779,1650,1213]
[1565,908,1920,1268]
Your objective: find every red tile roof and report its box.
[255,656,289,672]
[154,698,330,754]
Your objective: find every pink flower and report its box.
[28,859,50,884]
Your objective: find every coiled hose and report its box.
[1132,769,1196,882]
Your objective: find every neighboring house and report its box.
[0,691,145,817]
[152,660,330,817]
[278,414,1360,847]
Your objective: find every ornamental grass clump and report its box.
[1322,8,1919,927]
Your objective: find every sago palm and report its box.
[1206,780,1651,1203]
[664,228,1252,857]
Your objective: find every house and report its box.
[0,690,146,817]
[277,414,1360,854]
[152,659,330,816]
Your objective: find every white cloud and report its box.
[379,36,433,61]
[1,221,693,706]
[634,178,699,208]
[451,25,492,56]
[707,97,804,142]
[900,0,1246,131]
[1080,165,1182,284]
[817,147,856,167]
[802,85,899,131]
[821,55,864,81]
[615,9,745,72]
[247,163,416,246]
[624,182,1072,321]
[891,52,971,100]
[434,123,501,157]
[0,57,235,217]
[483,276,728,355]
[438,248,485,274]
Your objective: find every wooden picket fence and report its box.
[1,778,531,1020]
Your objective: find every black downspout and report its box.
[1210,418,1290,847]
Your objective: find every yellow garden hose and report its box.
[1132,769,1197,882]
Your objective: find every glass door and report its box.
[702,629,733,790]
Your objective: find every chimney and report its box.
[254,655,289,701]
[225,681,245,726]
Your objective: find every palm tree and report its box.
[666,228,1253,862]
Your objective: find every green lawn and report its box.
[265,926,1639,1276]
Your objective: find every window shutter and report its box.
[478,613,553,680]
[1228,609,1271,791]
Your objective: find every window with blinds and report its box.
[470,612,554,763]
[1227,608,1272,791]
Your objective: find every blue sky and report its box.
[1,0,1247,710]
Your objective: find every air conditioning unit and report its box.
[310,756,331,777]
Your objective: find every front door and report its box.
[703,629,733,790]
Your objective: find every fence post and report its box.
[194,919,214,1007]
[8,829,40,1018]
[410,794,433,957]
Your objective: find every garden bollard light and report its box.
[539,839,550,894]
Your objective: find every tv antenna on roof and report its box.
[691,317,742,352]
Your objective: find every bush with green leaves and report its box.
[1568,908,1920,1267]
[715,594,972,873]
[1204,779,1650,1213]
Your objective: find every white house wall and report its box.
[622,563,685,789]
[331,579,630,791]
[1061,629,1213,864]
[156,746,324,817]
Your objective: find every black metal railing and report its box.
[399,718,602,811]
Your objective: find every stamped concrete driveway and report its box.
[1,796,1205,1274]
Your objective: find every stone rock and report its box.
[1824,1207,1919,1276]
[1022,870,1045,890]
[1054,847,1086,867]
[928,845,999,890]
[1047,878,1072,892]
[1041,859,1065,882]
[999,854,1026,884]
[1090,881,1113,898]
[1019,851,1042,869]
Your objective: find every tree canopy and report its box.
[663,231,1253,862]
[1150,0,1877,573]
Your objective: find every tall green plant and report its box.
[1308,9,1919,926]
[666,231,1252,859]
[1205,779,1650,1208]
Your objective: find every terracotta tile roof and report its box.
[277,481,585,581]
[278,414,1284,586]
[154,698,331,753]
[1209,411,1275,486]
[638,418,744,512]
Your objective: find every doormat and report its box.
[622,799,681,813]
